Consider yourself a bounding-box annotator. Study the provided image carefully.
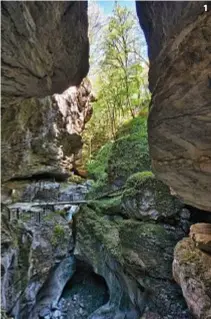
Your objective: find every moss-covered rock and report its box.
[86,117,150,197]
[75,203,190,318]
[122,171,183,222]
[173,237,211,319]
[51,224,66,247]
[107,117,151,187]
[87,196,122,215]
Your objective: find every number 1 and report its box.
[204,4,207,11]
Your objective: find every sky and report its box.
[96,0,136,15]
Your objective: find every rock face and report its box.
[173,226,211,319]
[1,205,74,319]
[121,171,184,222]
[1,1,89,99]
[2,78,93,182]
[1,181,89,319]
[75,175,192,319]
[1,1,91,183]
[190,223,211,253]
[136,2,211,211]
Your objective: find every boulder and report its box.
[121,171,183,222]
[190,223,211,254]
[173,236,211,319]
[136,2,211,211]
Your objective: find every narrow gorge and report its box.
[1,2,211,319]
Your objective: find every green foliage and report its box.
[86,141,113,197]
[108,136,150,185]
[99,3,150,120]
[86,141,113,180]
[115,116,148,139]
[107,117,151,185]
[51,225,65,246]
[87,117,151,198]
[86,116,150,197]
[83,3,150,166]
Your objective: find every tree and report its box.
[82,2,150,164]
[99,3,150,122]
[88,1,107,80]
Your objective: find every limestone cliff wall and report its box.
[2,79,93,182]
[136,1,211,211]
[2,1,89,99]
[1,1,91,182]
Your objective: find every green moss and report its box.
[108,135,150,185]
[125,171,154,189]
[86,116,150,196]
[87,141,113,180]
[120,220,167,241]
[181,249,200,263]
[67,174,84,184]
[54,210,66,218]
[107,117,150,185]
[123,171,182,215]
[43,212,55,221]
[88,196,122,215]
[116,117,148,139]
[77,206,123,261]
[51,225,66,246]
[77,205,171,267]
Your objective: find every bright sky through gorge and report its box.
[97,0,135,15]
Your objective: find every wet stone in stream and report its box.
[58,260,109,319]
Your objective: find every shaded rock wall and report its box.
[2,1,89,99]
[2,79,93,182]
[136,1,211,211]
[1,204,74,319]
[1,1,91,183]
[1,181,90,319]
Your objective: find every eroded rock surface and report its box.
[1,181,89,319]
[2,79,93,182]
[1,1,89,99]
[1,205,74,319]
[173,231,211,319]
[136,1,211,211]
[2,1,91,182]
[190,223,211,253]
[75,175,192,319]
